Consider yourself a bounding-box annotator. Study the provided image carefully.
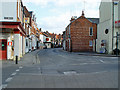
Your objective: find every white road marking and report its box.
[16,69,20,72]
[11,72,16,76]
[64,71,78,75]
[19,66,23,69]
[94,71,107,74]
[1,84,7,88]
[5,77,13,82]
[100,60,104,63]
[69,63,99,66]
[0,85,2,90]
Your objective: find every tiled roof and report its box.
[87,18,99,24]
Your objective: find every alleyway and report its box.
[2,48,118,88]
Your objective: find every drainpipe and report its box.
[112,2,114,53]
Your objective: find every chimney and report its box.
[82,11,85,16]
[70,16,75,23]
[39,28,42,31]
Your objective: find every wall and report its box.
[0,0,17,21]
[97,2,120,54]
[69,17,97,52]
[31,35,37,50]
[45,43,51,48]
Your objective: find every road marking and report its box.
[93,71,107,74]
[16,69,20,72]
[71,63,88,66]
[11,72,16,76]
[19,66,23,69]
[58,55,68,59]
[1,84,7,89]
[63,71,78,75]
[100,60,104,63]
[5,77,13,82]
[0,85,2,90]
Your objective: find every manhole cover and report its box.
[63,71,77,75]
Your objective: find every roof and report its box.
[87,18,99,24]
[41,32,49,37]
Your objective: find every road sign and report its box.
[8,42,12,46]
[115,20,120,28]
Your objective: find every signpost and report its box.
[113,32,120,56]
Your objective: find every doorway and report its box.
[0,39,7,60]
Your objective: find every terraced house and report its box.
[0,0,41,60]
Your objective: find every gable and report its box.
[71,17,93,27]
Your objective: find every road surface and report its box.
[1,48,119,88]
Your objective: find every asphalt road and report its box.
[38,48,118,75]
[1,48,119,88]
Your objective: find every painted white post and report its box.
[23,36,25,55]
[7,36,11,60]
[14,34,20,61]
[20,35,23,57]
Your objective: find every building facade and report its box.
[62,31,66,50]
[0,0,41,60]
[65,11,99,52]
[0,0,25,60]
[96,0,120,54]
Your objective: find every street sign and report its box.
[8,42,12,46]
[115,20,120,28]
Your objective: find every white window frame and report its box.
[89,40,93,46]
[89,27,93,36]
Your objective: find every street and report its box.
[1,48,119,88]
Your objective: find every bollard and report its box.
[16,55,18,64]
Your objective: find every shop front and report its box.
[0,22,26,60]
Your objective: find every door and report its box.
[0,39,7,60]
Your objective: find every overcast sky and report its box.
[23,0,101,34]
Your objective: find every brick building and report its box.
[65,11,99,52]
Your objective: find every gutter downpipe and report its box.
[112,1,114,54]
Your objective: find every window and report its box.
[89,27,93,36]
[26,39,28,46]
[89,40,93,46]
[105,29,109,34]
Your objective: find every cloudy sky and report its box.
[23,0,101,34]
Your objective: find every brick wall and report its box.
[66,15,97,52]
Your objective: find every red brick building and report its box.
[65,11,99,52]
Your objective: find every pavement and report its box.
[2,49,40,67]
[1,49,41,90]
[60,49,120,57]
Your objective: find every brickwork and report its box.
[65,12,98,52]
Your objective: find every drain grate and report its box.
[63,71,78,75]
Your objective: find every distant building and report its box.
[56,34,63,47]
[39,32,52,49]
[96,0,120,54]
[62,31,66,50]
[65,11,99,52]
